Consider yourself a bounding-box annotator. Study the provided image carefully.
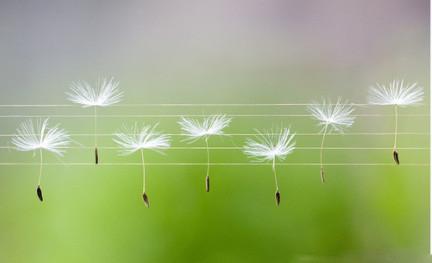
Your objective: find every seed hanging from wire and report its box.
[178,115,231,192]
[113,122,170,207]
[308,98,355,183]
[12,119,70,202]
[243,128,296,206]
[368,80,424,164]
[66,77,123,164]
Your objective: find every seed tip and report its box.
[320,168,326,183]
[393,150,400,165]
[275,190,280,207]
[36,185,43,202]
[95,147,99,164]
[205,175,210,192]
[142,192,150,208]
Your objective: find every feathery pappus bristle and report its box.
[12,119,70,155]
[178,115,232,142]
[308,98,355,133]
[113,123,171,155]
[368,80,424,106]
[243,128,296,162]
[66,77,123,107]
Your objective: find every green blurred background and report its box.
[0,0,429,262]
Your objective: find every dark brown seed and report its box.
[393,150,400,165]
[142,192,150,208]
[95,147,99,164]
[36,185,43,202]
[205,175,210,192]
[275,190,280,207]
[320,168,326,184]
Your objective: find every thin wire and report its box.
[0,114,427,118]
[0,103,425,107]
[0,162,427,166]
[0,132,428,137]
[0,146,428,150]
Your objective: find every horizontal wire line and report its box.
[0,103,425,107]
[1,147,427,150]
[0,114,427,118]
[0,162,427,166]
[0,132,428,137]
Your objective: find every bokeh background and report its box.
[0,0,429,262]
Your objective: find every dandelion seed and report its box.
[243,128,296,206]
[113,123,170,207]
[37,186,43,202]
[308,98,355,183]
[368,80,423,164]
[12,119,70,202]
[275,190,281,206]
[142,192,150,208]
[178,115,231,192]
[66,77,123,164]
